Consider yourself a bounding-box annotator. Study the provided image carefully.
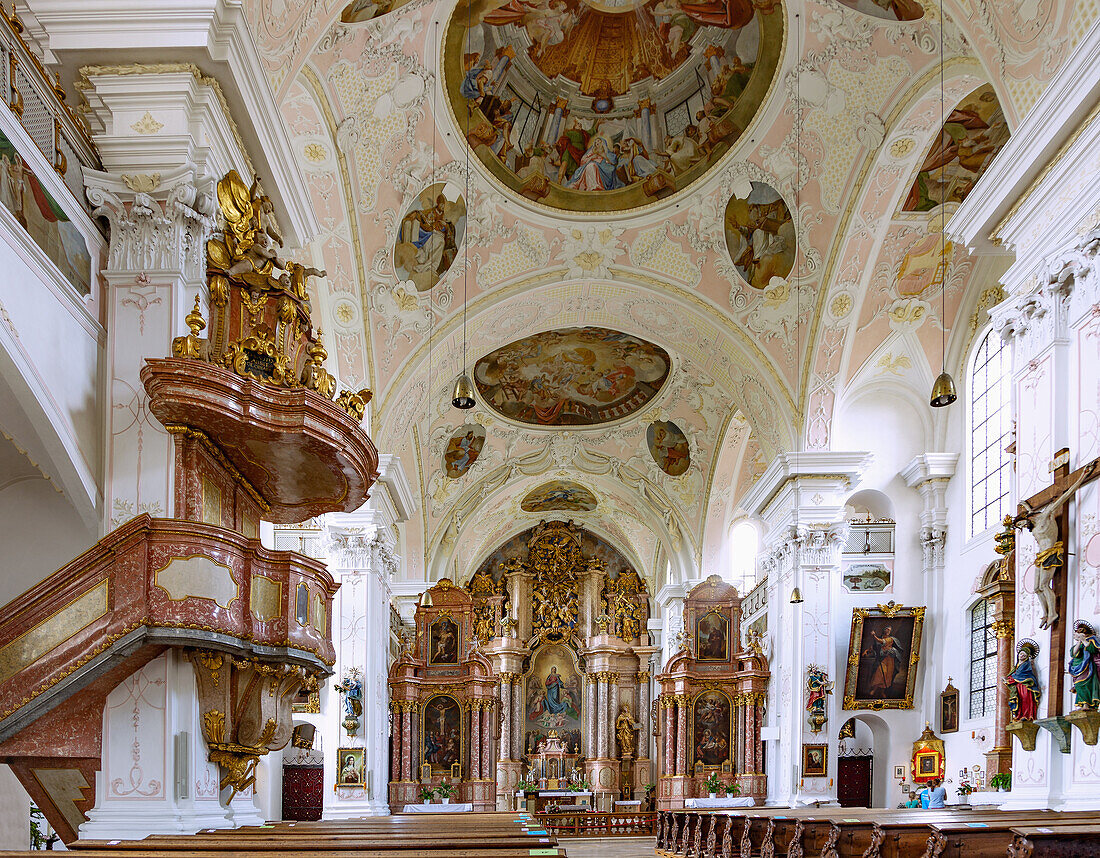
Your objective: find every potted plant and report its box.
[436,780,457,805]
[567,779,591,793]
[644,782,656,811]
[724,781,742,797]
[989,773,1012,793]
[703,771,723,800]
[418,786,436,805]
[956,780,974,805]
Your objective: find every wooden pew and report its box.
[1008,823,1100,857]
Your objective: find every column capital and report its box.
[991,618,1015,639]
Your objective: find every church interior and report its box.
[0,0,1098,854]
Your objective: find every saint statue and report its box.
[1005,639,1042,721]
[615,706,639,760]
[1068,620,1100,711]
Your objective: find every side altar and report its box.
[656,575,770,808]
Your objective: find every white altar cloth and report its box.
[401,803,474,813]
[684,797,755,808]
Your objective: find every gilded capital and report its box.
[992,619,1015,639]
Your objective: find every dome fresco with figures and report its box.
[473,326,672,426]
[443,0,783,211]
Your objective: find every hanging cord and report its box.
[938,0,947,374]
[462,0,472,382]
[794,10,802,539]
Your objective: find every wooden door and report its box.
[282,764,324,820]
[837,755,873,807]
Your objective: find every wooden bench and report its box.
[1008,823,1100,857]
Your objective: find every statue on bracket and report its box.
[805,665,833,734]
[1005,639,1041,721]
[616,706,640,760]
[1069,620,1100,711]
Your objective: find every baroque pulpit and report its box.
[656,575,769,809]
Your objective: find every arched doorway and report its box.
[836,715,890,807]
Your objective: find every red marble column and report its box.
[676,695,688,776]
[753,701,764,775]
[391,703,402,782]
[735,699,745,774]
[664,699,675,776]
[483,702,493,779]
[401,704,413,781]
[472,702,482,780]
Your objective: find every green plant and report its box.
[515,780,536,792]
[29,806,48,850]
[724,781,742,796]
[703,771,724,795]
[989,773,1012,791]
[956,780,974,796]
[567,779,591,792]
[418,786,436,802]
[436,780,458,799]
[644,783,656,794]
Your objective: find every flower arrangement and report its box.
[956,780,974,796]
[567,779,592,792]
[703,771,724,796]
[418,786,436,802]
[515,780,536,792]
[725,781,742,796]
[436,780,457,799]
[989,773,1012,792]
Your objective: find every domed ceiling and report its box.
[442,0,783,210]
[473,326,671,425]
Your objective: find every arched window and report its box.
[728,521,759,593]
[969,328,1012,537]
[969,598,997,718]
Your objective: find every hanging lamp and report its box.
[929,0,957,408]
[452,0,476,411]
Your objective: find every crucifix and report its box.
[1014,448,1100,715]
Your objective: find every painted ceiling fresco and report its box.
[237,0,1100,590]
[521,481,598,512]
[394,181,467,292]
[723,181,795,289]
[442,0,782,211]
[473,327,672,426]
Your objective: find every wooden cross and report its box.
[1015,448,1100,715]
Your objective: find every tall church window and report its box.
[729,521,759,593]
[969,598,997,718]
[970,329,1012,536]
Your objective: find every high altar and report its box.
[388,520,658,810]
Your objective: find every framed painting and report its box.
[802,743,827,778]
[427,615,459,665]
[422,694,462,773]
[524,644,583,756]
[336,747,365,786]
[940,681,959,734]
[842,602,925,710]
[696,609,729,662]
[691,690,733,767]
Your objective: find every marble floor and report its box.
[560,836,656,857]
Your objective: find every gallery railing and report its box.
[538,811,656,837]
[0,7,100,208]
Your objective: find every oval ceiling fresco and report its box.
[521,480,598,512]
[647,420,690,476]
[836,0,923,19]
[474,326,671,426]
[723,180,794,289]
[340,0,415,23]
[443,423,486,478]
[443,0,783,212]
[394,182,467,292]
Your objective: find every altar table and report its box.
[684,796,755,808]
[401,802,474,813]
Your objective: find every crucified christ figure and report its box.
[1016,460,1098,629]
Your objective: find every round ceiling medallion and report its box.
[647,420,690,475]
[442,0,783,212]
[723,180,794,289]
[474,326,671,426]
[443,423,486,477]
[521,480,598,511]
[394,182,467,292]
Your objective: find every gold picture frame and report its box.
[940,681,959,734]
[802,743,827,778]
[842,601,925,710]
[336,747,365,787]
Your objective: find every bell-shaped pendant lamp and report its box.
[790,587,804,605]
[929,371,957,408]
[451,373,476,409]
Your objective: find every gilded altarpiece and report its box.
[387,579,499,812]
[656,576,769,809]
[460,520,656,810]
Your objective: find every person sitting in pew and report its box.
[905,790,921,808]
[922,778,947,808]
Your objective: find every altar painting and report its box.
[693,690,732,767]
[428,616,460,665]
[723,181,795,289]
[422,695,462,772]
[524,644,583,755]
[902,85,1009,212]
[394,182,466,292]
[843,603,924,710]
[696,609,729,661]
[474,327,671,427]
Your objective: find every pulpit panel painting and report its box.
[524,645,583,754]
[428,616,459,665]
[423,695,462,773]
[696,608,729,661]
[692,690,733,767]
